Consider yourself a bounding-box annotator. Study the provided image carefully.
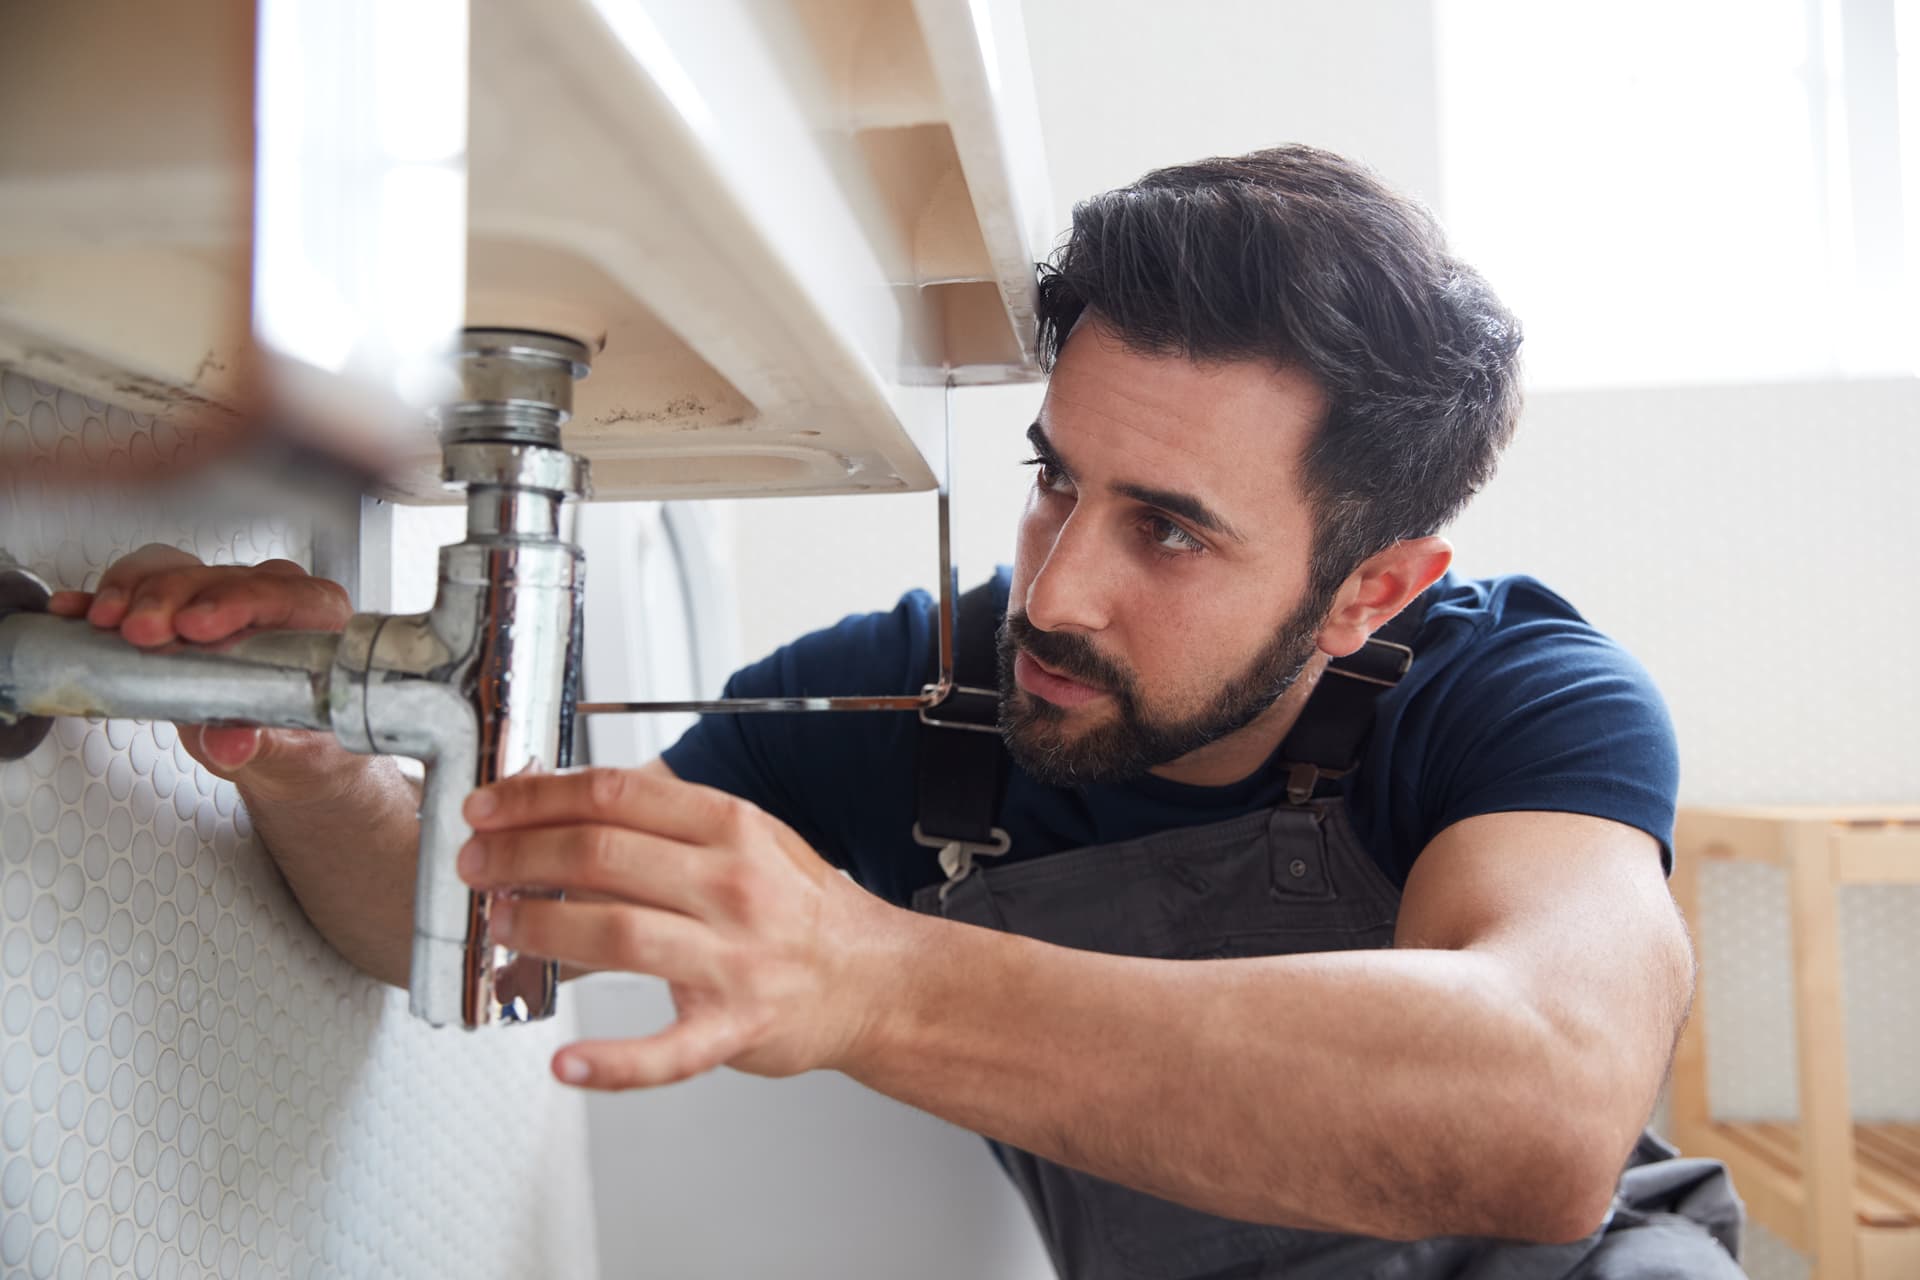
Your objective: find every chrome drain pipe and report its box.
[0,329,592,1029]
[334,331,591,1027]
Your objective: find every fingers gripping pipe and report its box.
[0,330,592,1028]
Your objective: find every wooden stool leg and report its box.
[1666,840,1712,1151]
[1787,821,1859,1280]
[1668,830,1710,1139]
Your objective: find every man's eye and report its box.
[1145,515,1204,555]
[1023,457,1072,494]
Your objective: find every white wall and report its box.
[1028,0,1442,209]
[1444,377,1920,811]
[567,998,1051,1280]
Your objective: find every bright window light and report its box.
[1902,0,1920,345]
[1436,0,1915,389]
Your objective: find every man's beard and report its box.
[996,594,1328,787]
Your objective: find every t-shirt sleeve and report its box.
[1416,581,1681,871]
[659,591,933,870]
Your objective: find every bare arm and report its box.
[839,811,1692,1244]
[233,747,424,986]
[453,767,1694,1244]
[51,546,418,985]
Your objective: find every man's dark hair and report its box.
[1034,144,1523,609]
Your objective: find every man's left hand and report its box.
[458,766,892,1090]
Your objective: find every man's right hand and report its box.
[45,542,366,804]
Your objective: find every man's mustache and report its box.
[1002,612,1131,695]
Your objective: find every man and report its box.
[56,146,1743,1277]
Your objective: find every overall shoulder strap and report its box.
[914,578,1442,830]
[1276,583,1437,804]
[913,580,1010,854]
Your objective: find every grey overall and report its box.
[909,581,1744,1277]
[910,802,1746,1279]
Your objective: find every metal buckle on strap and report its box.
[916,683,1003,733]
[912,821,1012,901]
[1285,760,1358,806]
[1323,636,1413,689]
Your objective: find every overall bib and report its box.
[910,585,1744,1279]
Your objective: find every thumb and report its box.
[182,725,263,777]
[178,724,371,806]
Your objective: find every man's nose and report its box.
[1024,510,1112,635]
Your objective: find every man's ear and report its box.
[1316,537,1453,659]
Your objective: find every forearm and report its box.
[240,750,422,988]
[844,914,1627,1244]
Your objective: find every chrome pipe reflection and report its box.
[332,331,591,1027]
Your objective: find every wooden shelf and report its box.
[1691,1121,1920,1229]
[1675,1122,1920,1275]
[1671,806,1920,1279]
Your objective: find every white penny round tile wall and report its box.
[1,371,599,1279]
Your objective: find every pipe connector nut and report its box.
[442,442,591,500]
[433,331,593,449]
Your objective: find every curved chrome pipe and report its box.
[349,332,591,1028]
[331,482,585,1028]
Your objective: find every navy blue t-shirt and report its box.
[662,569,1679,907]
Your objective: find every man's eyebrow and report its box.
[1025,422,1067,472]
[1116,480,1246,543]
[1025,422,1246,544]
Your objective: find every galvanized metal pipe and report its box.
[0,614,340,730]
